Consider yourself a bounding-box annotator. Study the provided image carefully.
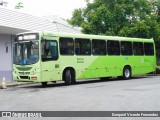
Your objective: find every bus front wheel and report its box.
[41,82,47,87]
[123,66,131,80]
[64,70,71,85]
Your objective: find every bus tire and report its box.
[123,66,131,80]
[41,82,47,87]
[71,70,76,84]
[64,70,71,86]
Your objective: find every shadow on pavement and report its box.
[19,76,148,89]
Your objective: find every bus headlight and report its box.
[31,67,39,75]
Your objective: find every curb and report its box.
[0,82,33,89]
[1,74,159,89]
[8,82,33,87]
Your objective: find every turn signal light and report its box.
[31,77,37,80]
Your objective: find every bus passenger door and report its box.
[41,39,60,82]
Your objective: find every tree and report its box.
[68,0,160,39]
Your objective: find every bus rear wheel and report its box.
[123,66,131,80]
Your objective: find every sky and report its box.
[5,0,87,19]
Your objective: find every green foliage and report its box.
[15,2,24,9]
[68,0,160,40]
[67,9,84,27]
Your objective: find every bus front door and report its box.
[41,39,60,82]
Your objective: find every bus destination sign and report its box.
[17,34,39,41]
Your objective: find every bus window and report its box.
[59,37,74,55]
[133,42,144,55]
[121,41,132,55]
[41,40,58,61]
[92,40,106,55]
[107,40,120,55]
[144,43,154,56]
[75,38,91,55]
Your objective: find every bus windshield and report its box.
[13,41,39,65]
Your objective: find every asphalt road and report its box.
[0,76,160,120]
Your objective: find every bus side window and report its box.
[75,43,80,54]
[121,41,132,55]
[92,40,106,55]
[133,42,144,56]
[75,38,91,55]
[41,41,45,55]
[41,41,50,56]
[59,37,74,55]
[50,41,58,58]
[144,43,154,56]
[107,40,120,55]
[45,41,50,56]
[41,40,58,61]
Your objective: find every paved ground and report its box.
[0,76,160,120]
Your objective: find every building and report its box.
[0,0,8,7]
[0,6,81,82]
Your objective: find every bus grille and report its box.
[19,72,30,75]
[16,67,32,71]
[20,76,29,79]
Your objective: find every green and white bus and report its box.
[13,31,156,86]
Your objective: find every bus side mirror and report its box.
[6,46,8,53]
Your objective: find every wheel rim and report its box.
[125,69,130,78]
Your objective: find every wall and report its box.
[0,34,13,82]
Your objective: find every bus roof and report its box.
[41,31,153,42]
[17,31,154,42]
